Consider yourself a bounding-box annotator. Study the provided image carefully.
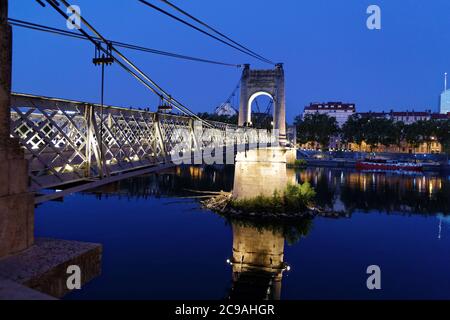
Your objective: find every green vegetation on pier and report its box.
[230,183,316,214]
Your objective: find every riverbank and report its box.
[298,149,450,172]
[304,158,449,172]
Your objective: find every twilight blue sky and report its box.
[9,0,450,122]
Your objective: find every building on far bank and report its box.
[297,102,450,153]
[357,111,386,119]
[359,110,449,123]
[348,139,442,154]
[441,73,450,114]
[300,102,355,151]
[303,102,355,127]
[388,111,431,124]
[359,110,433,124]
[350,110,448,153]
[431,113,450,120]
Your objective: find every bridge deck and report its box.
[10,93,274,202]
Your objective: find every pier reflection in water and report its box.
[228,148,308,300]
[229,221,286,300]
[227,217,312,300]
[35,165,450,299]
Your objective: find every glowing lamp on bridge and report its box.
[158,105,172,113]
[158,96,173,113]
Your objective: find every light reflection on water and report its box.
[297,168,450,215]
[35,166,450,300]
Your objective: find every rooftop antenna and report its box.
[445,72,448,92]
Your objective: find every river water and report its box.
[35,166,450,300]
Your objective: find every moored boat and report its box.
[356,158,423,172]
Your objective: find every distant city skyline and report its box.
[9,0,450,123]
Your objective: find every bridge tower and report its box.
[0,0,34,258]
[238,64,286,144]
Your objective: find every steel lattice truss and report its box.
[10,93,274,192]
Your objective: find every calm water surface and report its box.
[35,166,450,300]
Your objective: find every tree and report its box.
[342,116,401,151]
[404,122,422,152]
[341,116,450,155]
[418,120,435,153]
[392,121,406,149]
[404,120,435,153]
[197,112,238,125]
[434,120,450,155]
[342,115,367,149]
[364,118,397,150]
[296,113,340,150]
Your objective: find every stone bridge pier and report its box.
[0,0,34,258]
[233,148,289,199]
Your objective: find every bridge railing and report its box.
[10,93,275,192]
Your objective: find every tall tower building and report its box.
[441,72,450,114]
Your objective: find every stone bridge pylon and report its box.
[238,64,286,145]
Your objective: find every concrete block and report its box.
[0,238,102,298]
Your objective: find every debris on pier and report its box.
[199,191,350,221]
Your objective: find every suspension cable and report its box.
[220,78,241,113]
[43,0,214,127]
[138,0,274,66]
[159,0,275,65]
[9,18,242,68]
[264,100,273,115]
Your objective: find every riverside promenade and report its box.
[299,150,449,172]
